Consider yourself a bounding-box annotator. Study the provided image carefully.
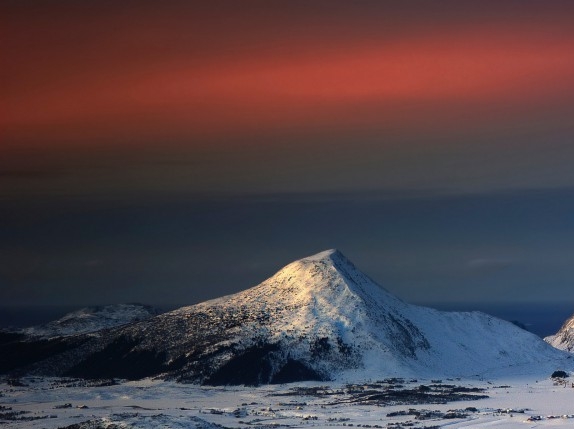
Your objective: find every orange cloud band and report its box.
[3,26,574,145]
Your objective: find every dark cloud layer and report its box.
[2,189,574,308]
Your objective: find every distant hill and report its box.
[18,304,160,338]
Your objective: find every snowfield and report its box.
[2,375,574,428]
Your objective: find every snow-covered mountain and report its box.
[2,250,571,384]
[545,313,574,352]
[20,304,159,338]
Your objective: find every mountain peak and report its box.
[264,248,378,300]
[300,248,345,262]
[298,249,363,274]
[6,251,571,385]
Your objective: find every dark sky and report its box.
[1,1,574,312]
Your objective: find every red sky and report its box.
[3,1,574,147]
[2,1,574,199]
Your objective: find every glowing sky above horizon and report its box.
[3,0,574,197]
[2,1,574,311]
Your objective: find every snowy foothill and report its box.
[1,375,574,428]
[18,304,159,339]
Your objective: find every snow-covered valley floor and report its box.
[2,375,574,429]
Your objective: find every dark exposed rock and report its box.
[551,370,569,378]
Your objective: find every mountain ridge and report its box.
[545,313,574,352]
[2,249,571,384]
